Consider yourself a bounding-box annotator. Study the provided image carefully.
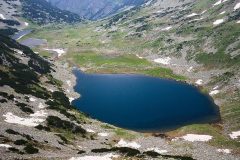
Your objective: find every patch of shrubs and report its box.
[77,150,86,154]
[0,19,20,26]
[0,99,7,103]
[91,147,195,159]
[52,91,70,107]
[47,102,80,122]
[14,139,28,145]
[143,151,195,160]
[92,147,141,157]
[24,144,39,154]
[35,125,51,131]
[46,74,63,87]
[5,129,20,135]
[8,147,24,154]
[0,27,18,36]
[56,134,69,144]
[46,116,86,134]
[0,91,14,100]
[16,102,34,114]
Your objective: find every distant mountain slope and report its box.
[20,0,83,25]
[0,0,25,36]
[46,0,147,20]
[0,0,83,37]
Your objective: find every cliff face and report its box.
[46,0,146,20]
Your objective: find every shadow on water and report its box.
[72,69,221,132]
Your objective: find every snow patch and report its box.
[161,26,172,31]
[237,20,240,24]
[234,2,240,10]
[136,54,143,59]
[98,133,109,137]
[146,148,168,154]
[29,97,36,102]
[14,49,24,55]
[189,17,204,22]
[24,22,29,26]
[229,130,240,139]
[44,48,65,57]
[217,149,231,154]
[213,86,219,90]
[201,10,207,14]
[187,66,193,72]
[213,0,228,6]
[181,134,212,142]
[213,19,224,25]
[38,102,46,109]
[30,110,48,117]
[66,80,72,87]
[186,13,198,18]
[69,153,119,160]
[144,0,153,6]
[86,129,95,133]
[209,90,220,95]
[153,57,171,65]
[213,0,222,6]
[195,79,203,85]
[115,139,141,149]
[0,144,12,148]
[69,97,74,103]
[3,112,45,127]
[219,11,226,15]
[0,14,6,20]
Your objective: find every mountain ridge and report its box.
[46,0,147,20]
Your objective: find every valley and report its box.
[0,0,240,159]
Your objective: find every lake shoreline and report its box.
[72,68,221,132]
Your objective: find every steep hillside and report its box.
[47,0,147,20]
[0,35,87,158]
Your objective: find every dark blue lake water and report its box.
[73,70,220,132]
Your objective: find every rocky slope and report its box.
[47,0,147,20]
